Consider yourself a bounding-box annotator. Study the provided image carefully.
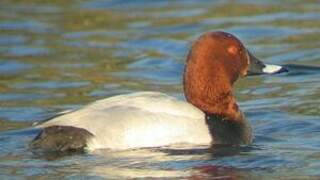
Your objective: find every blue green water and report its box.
[0,0,320,179]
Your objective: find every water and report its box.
[0,0,320,179]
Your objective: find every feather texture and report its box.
[38,92,211,150]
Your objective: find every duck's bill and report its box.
[247,51,288,76]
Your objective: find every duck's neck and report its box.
[204,113,252,144]
[183,58,252,144]
[183,54,242,122]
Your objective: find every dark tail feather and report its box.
[30,126,93,152]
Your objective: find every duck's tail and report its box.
[30,126,93,152]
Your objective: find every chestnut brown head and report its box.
[183,31,287,120]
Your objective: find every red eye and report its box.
[227,46,238,55]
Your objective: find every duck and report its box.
[30,31,287,152]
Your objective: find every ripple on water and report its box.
[0,20,51,33]
[0,60,32,75]
[0,107,48,121]
[113,57,183,84]
[202,12,320,25]
[268,48,320,64]
[3,46,51,57]
[12,81,91,90]
[227,26,306,40]
[119,39,187,57]
[81,0,176,10]
[0,35,26,45]
[0,93,52,102]
[148,8,207,18]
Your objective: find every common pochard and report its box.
[30,31,287,152]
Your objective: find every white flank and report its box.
[38,92,212,150]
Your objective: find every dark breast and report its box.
[205,114,252,145]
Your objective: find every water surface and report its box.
[0,0,320,179]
